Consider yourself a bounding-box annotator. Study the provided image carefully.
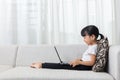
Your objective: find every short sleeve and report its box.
[88,45,97,55]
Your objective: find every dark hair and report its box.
[81,25,104,40]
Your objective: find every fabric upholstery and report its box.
[108,45,120,80]
[0,45,119,80]
[0,45,17,66]
[92,38,109,72]
[0,67,114,80]
[0,65,13,72]
[16,45,59,66]
[55,44,87,63]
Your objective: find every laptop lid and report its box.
[54,46,63,63]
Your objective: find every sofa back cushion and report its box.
[92,38,109,72]
[0,45,18,66]
[55,44,87,63]
[16,45,59,66]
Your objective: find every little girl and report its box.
[30,25,104,70]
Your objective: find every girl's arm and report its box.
[69,54,96,67]
[79,54,96,66]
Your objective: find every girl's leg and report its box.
[42,63,92,70]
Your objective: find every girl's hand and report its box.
[69,59,82,67]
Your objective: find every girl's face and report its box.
[83,34,96,45]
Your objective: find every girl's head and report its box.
[81,25,104,45]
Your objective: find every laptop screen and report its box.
[54,46,63,63]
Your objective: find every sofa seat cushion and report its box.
[0,67,114,80]
[0,65,13,72]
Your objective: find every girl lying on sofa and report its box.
[30,25,104,70]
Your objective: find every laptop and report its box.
[54,46,70,66]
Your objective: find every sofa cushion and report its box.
[55,44,87,63]
[0,67,114,80]
[108,45,120,80]
[0,65,13,72]
[0,45,18,66]
[92,38,109,72]
[16,45,59,66]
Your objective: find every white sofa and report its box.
[0,44,119,80]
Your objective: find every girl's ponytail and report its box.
[99,33,104,40]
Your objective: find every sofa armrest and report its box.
[108,45,120,80]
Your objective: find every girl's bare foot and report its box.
[30,62,42,69]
